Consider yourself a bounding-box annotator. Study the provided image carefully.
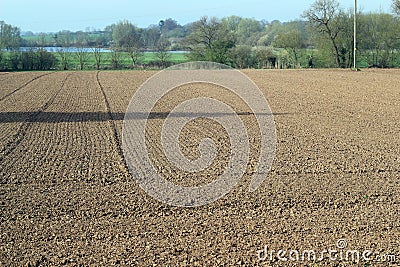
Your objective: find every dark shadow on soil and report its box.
[0,111,292,123]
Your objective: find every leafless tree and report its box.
[155,39,171,68]
[75,46,89,70]
[92,47,103,70]
[126,47,143,68]
[57,47,71,70]
[110,48,123,69]
[186,16,221,50]
[56,35,71,70]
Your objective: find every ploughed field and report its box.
[1,69,399,266]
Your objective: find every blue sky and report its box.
[0,0,393,32]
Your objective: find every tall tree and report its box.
[76,31,89,46]
[236,18,263,45]
[155,38,171,68]
[273,21,306,67]
[56,30,73,47]
[92,47,103,70]
[0,21,21,50]
[75,46,89,70]
[127,46,143,68]
[142,25,161,49]
[123,28,144,67]
[104,24,115,46]
[358,12,400,67]
[57,47,71,70]
[56,31,72,70]
[185,16,236,64]
[229,45,254,68]
[110,48,123,69]
[162,18,179,31]
[222,16,242,33]
[112,20,141,48]
[303,0,346,67]
[257,20,282,46]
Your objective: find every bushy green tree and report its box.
[142,25,161,49]
[273,21,307,67]
[161,18,180,32]
[222,16,242,33]
[112,20,141,48]
[257,20,282,46]
[237,18,264,45]
[222,17,264,46]
[253,46,276,68]
[56,30,74,46]
[9,49,58,70]
[0,21,21,51]
[358,13,400,67]
[185,16,236,64]
[229,45,254,68]
[75,31,89,46]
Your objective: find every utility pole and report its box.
[354,0,357,69]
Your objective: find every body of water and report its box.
[18,47,188,53]
[20,47,110,52]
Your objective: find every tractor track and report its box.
[0,72,73,163]
[0,72,55,102]
[95,71,126,166]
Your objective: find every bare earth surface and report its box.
[1,69,399,266]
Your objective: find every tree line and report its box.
[1,0,400,71]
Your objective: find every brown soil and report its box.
[1,69,399,266]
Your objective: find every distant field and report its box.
[21,35,56,43]
[53,51,189,68]
[1,69,399,266]
[2,50,189,69]
[21,33,103,43]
